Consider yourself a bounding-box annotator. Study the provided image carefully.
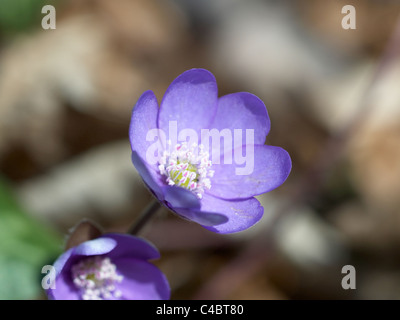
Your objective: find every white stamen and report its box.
[71,256,123,300]
[159,142,213,198]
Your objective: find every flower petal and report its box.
[163,186,229,226]
[72,237,117,256]
[114,258,170,300]
[208,145,292,199]
[208,92,270,150]
[158,68,218,144]
[200,194,264,234]
[102,233,160,261]
[129,90,163,168]
[52,248,73,276]
[131,151,164,200]
[47,273,80,300]
[163,185,201,209]
[172,207,228,226]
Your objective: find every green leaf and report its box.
[0,0,61,36]
[0,177,63,300]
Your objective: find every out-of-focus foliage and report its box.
[0,177,62,299]
[0,0,57,36]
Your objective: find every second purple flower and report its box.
[46,233,170,300]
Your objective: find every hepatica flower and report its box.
[129,68,291,234]
[46,233,170,300]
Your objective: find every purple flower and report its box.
[46,233,170,300]
[129,68,291,234]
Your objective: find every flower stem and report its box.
[128,199,162,235]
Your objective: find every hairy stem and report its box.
[128,199,162,235]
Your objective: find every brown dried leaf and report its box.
[65,219,103,250]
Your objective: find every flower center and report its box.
[158,142,214,199]
[71,256,123,300]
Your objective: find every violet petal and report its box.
[114,258,170,300]
[158,68,218,143]
[129,90,162,170]
[102,233,160,261]
[72,237,117,256]
[163,185,201,209]
[172,207,228,226]
[131,151,165,200]
[48,272,80,300]
[52,248,73,276]
[207,92,270,152]
[209,145,292,200]
[200,194,264,234]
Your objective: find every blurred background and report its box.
[0,0,400,300]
